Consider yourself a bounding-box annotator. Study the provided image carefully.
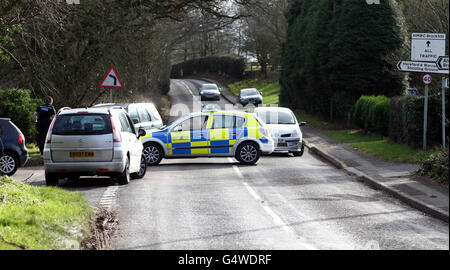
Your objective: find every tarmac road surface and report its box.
[15,79,448,250]
[111,79,449,250]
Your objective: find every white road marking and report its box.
[99,185,119,209]
[243,182,262,201]
[232,166,244,179]
[231,160,317,250]
[178,80,194,96]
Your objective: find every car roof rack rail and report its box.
[57,107,71,115]
[108,106,124,113]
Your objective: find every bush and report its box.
[417,151,449,184]
[0,89,42,142]
[389,94,448,148]
[171,56,245,80]
[353,95,390,136]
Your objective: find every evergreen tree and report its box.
[279,0,403,119]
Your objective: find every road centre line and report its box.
[178,80,194,96]
[230,160,300,236]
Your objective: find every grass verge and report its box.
[294,112,343,130]
[0,176,93,250]
[326,130,435,163]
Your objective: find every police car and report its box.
[141,110,274,165]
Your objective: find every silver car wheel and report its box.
[138,156,146,176]
[0,154,16,175]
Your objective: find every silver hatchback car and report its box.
[255,107,306,156]
[43,107,147,186]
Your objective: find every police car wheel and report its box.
[143,143,163,166]
[236,142,260,165]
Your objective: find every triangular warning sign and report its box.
[100,66,124,88]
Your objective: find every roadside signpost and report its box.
[436,56,449,70]
[422,74,432,150]
[411,33,446,62]
[397,33,448,151]
[442,78,448,150]
[99,66,124,103]
[422,73,432,85]
[397,61,448,74]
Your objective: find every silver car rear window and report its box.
[52,114,112,135]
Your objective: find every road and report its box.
[19,78,449,250]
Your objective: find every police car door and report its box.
[170,115,209,156]
[209,114,244,155]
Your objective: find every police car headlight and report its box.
[200,91,204,95]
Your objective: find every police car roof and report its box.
[191,110,249,116]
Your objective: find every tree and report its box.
[279,0,404,120]
[0,0,252,108]
[240,0,288,75]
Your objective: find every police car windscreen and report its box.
[52,114,112,135]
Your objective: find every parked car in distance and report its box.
[200,83,221,101]
[43,107,147,186]
[93,103,163,131]
[140,110,274,166]
[0,118,28,176]
[238,88,263,106]
[254,107,306,157]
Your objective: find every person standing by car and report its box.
[34,96,56,154]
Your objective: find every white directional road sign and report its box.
[436,56,449,70]
[411,33,446,62]
[397,60,449,74]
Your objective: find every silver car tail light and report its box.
[110,114,122,142]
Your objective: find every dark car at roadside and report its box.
[238,88,263,106]
[200,83,221,101]
[0,118,28,176]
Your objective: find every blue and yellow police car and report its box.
[140,110,274,165]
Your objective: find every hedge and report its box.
[0,89,42,143]
[171,56,245,79]
[353,95,390,136]
[389,95,448,148]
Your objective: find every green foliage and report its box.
[389,94,448,148]
[0,24,22,62]
[353,95,390,136]
[280,0,403,120]
[171,56,245,80]
[326,130,435,163]
[0,89,42,142]
[417,151,449,183]
[0,176,93,250]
